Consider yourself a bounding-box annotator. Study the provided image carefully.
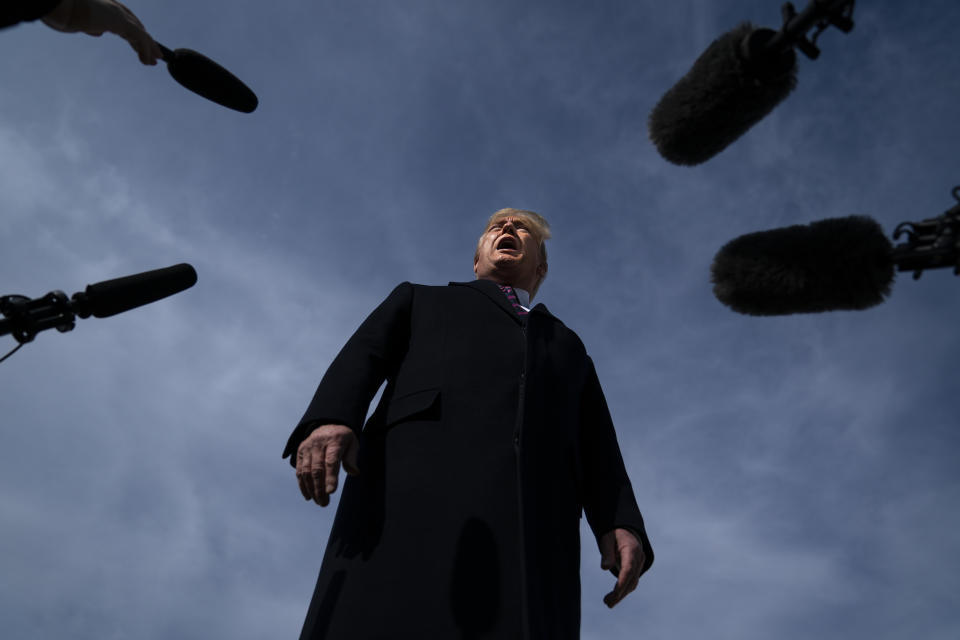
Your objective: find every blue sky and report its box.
[2,1,959,638]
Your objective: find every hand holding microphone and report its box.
[42,0,161,65]
[40,0,258,112]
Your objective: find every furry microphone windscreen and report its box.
[648,23,797,166]
[711,216,895,315]
[166,48,258,113]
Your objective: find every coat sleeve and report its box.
[579,356,654,573]
[1,0,62,29]
[281,282,414,466]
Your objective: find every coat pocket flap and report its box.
[385,388,441,426]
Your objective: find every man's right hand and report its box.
[295,424,360,507]
[42,0,162,65]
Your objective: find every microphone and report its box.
[0,264,198,348]
[711,187,960,315]
[648,0,855,166]
[73,263,199,319]
[711,216,895,316]
[158,43,258,113]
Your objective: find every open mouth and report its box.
[496,236,518,251]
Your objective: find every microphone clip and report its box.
[891,186,960,280]
[773,0,856,60]
[0,263,197,364]
[0,291,77,345]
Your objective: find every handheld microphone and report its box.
[158,43,258,113]
[711,187,960,315]
[648,0,855,166]
[0,264,198,350]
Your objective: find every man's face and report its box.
[473,216,545,289]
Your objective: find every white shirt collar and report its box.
[513,287,531,310]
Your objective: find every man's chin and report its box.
[492,253,522,267]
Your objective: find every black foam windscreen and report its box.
[648,24,797,166]
[711,216,895,315]
[83,263,198,319]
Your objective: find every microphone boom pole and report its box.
[0,263,198,357]
[891,186,960,279]
[765,0,856,60]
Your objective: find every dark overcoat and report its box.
[283,279,652,639]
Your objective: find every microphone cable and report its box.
[0,342,24,364]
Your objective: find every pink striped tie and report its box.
[497,284,528,316]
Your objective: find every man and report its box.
[2,0,161,65]
[284,208,653,639]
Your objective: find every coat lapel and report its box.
[449,280,558,325]
[450,280,523,324]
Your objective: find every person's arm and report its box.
[41,0,160,64]
[283,283,415,502]
[579,357,654,607]
[1,0,61,29]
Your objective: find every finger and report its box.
[631,548,646,586]
[113,17,157,65]
[605,546,639,608]
[126,39,146,65]
[124,32,148,65]
[147,38,162,64]
[129,36,159,65]
[603,570,628,608]
[309,446,327,506]
[324,443,343,495]
[296,448,313,500]
[126,25,160,65]
[612,567,630,605]
[620,545,641,594]
[297,471,311,500]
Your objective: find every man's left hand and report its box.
[599,528,645,608]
